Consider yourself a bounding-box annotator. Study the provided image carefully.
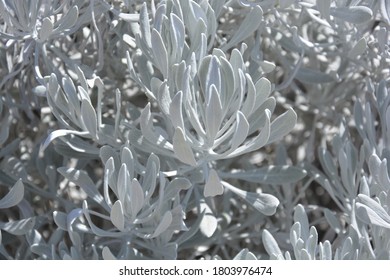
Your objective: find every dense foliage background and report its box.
[1,0,390,259]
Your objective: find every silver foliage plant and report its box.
[0,0,390,259]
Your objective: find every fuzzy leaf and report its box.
[294,204,309,241]
[221,165,306,185]
[173,127,197,166]
[230,111,250,149]
[348,37,367,59]
[53,211,67,231]
[330,6,373,24]
[262,229,283,258]
[40,129,89,153]
[129,179,145,220]
[222,5,263,50]
[268,107,297,143]
[0,217,36,235]
[356,194,390,228]
[223,181,279,215]
[39,17,53,41]
[296,68,335,84]
[169,91,184,130]
[205,85,223,141]
[102,246,117,260]
[151,29,168,77]
[233,248,257,260]
[199,200,218,237]
[204,169,224,197]
[57,167,104,206]
[152,211,172,238]
[0,179,24,209]
[80,99,97,137]
[111,200,125,231]
[57,6,79,31]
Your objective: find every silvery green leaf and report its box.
[151,28,168,77]
[55,6,79,32]
[173,127,197,166]
[241,74,256,116]
[102,246,117,260]
[356,194,390,228]
[294,204,309,240]
[157,81,170,115]
[220,165,306,185]
[262,229,283,258]
[204,169,224,197]
[117,163,129,204]
[167,205,188,233]
[199,200,218,237]
[222,181,279,215]
[379,159,390,190]
[0,116,12,145]
[330,6,373,24]
[205,85,223,141]
[0,217,36,235]
[290,222,301,246]
[40,129,89,153]
[143,153,159,203]
[319,240,332,260]
[222,5,263,51]
[78,86,90,102]
[176,210,205,245]
[206,56,221,99]
[0,179,24,209]
[324,208,342,234]
[247,97,276,135]
[140,103,156,142]
[359,176,370,196]
[139,3,151,48]
[368,154,388,190]
[165,178,191,201]
[111,200,125,231]
[62,76,78,112]
[296,68,335,84]
[80,99,97,137]
[169,91,184,130]
[307,227,318,258]
[82,201,122,237]
[259,60,276,73]
[380,0,390,24]
[0,230,2,245]
[233,248,257,260]
[348,37,367,59]
[121,147,134,180]
[227,109,270,158]
[48,73,59,94]
[306,8,331,28]
[268,107,297,143]
[129,179,144,220]
[38,17,53,41]
[75,65,88,91]
[151,211,172,238]
[219,57,235,108]
[57,167,105,207]
[170,13,185,60]
[300,249,311,260]
[53,211,67,231]
[230,111,249,150]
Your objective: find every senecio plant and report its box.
[0,0,390,260]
